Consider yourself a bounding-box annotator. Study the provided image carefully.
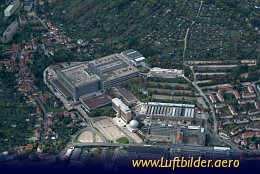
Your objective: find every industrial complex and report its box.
[51,53,139,101]
[138,102,196,120]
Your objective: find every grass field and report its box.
[116,137,129,144]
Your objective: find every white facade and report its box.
[4,0,20,17]
[149,67,183,78]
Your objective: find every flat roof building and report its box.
[138,102,196,120]
[112,98,132,123]
[2,22,19,43]
[116,88,136,104]
[121,49,146,66]
[51,52,139,101]
[80,93,112,111]
[148,124,206,146]
[4,0,20,17]
[24,0,33,12]
[170,144,233,160]
[88,53,139,89]
[56,63,102,101]
[149,67,184,78]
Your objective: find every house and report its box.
[242,92,256,99]
[245,123,260,131]
[255,101,260,109]
[248,85,255,93]
[232,90,240,99]
[234,118,249,124]
[241,139,247,146]
[220,114,233,119]
[249,143,256,150]
[255,131,260,138]
[209,94,217,104]
[233,137,241,144]
[249,115,260,121]
[230,127,243,136]
[217,90,224,102]
[248,108,260,115]
[238,99,255,105]
[241,131,255,139]
[219,131,230,140]
[228,105,238,116]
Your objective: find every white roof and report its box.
[148,102,195,108]
[112,98,130,112]
[5,5,14,12]
[135,57,145,62]
[213,146,230,151]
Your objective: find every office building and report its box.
[112,98,132,123]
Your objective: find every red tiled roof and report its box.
[82,94,111,110]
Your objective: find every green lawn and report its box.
[116,137,129,144]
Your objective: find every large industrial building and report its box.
[138,102,196,120]
[148,124,206,146]
[51,53,139,101]
[2,22,19,43]
[121,49,146,66]
[55,63,102,101]
[4,0,20,17]
[87,53,139,89]
[170,144,233,160]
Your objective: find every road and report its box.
[182,1,203,60]
[183,67,217,134]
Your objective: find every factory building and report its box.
[2,22,19,43]
[56,64,103,101]
[170,144,233,160]
[112,98,132,123]
[88,53,139,89]
[4,0,20,17]
[138,102,196,120]
[121,49,146,67]
[50,52,139,101]
[148,124,206,146]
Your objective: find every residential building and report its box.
[209,94,217,104]
[217,90,224,102]
[230,127,243,136]
[241,132,255,139]
[2,22,19,43]
[248,108,260,115]
[4,0,20,17]
[228,105,238,116]
[24,0,33,12]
